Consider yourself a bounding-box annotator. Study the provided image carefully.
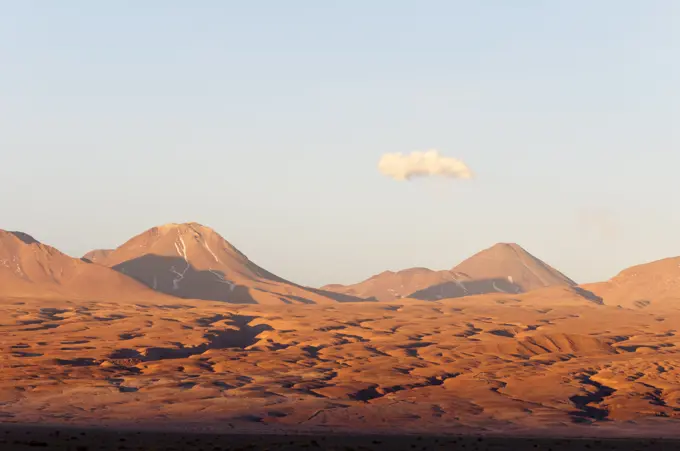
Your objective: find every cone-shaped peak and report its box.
[491,242,524,249]
[96,222,248,268]
[82,223,363,305]
[149,222,219,238]
[156,221,212,231]
[482,242,528,256]
[453,242,575,291]
[493,242,518,247]
[88,221,286,289]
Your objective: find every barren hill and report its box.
[321,267,463,302]
[453,243,575,290]
[82,249,113,264]
[3,228,680,438]
[322,243,575,301]
[90,222,366,305]
[0,229,168,302]
[583,256,680,310]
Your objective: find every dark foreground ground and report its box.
[2,425,680,451]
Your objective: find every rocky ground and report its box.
[1,293,679,442]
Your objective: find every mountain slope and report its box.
[436,285,603,307]
[322,243,575,302]
[82,249,113,264]
[0,230,169,302]
[452,243,575,289]
[322,268,462,301]
[583,257,680,309]
[91,223,366,305]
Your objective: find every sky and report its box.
[1,1,678,287]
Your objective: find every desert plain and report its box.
[2,224,680,450]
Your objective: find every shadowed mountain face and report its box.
[113,254,260,304]
[90,223,367,305]
[322,267,464,302]
[0,229,168,302]
[91,223,282,283]
[409,277,522,301]
[322,243,575,301]
[7,231,39,245]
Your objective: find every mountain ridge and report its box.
[0,229,171,303]
[582,256,680,309]
[321,242,576,301]
[88,222,368,305]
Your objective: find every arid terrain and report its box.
[1,293,679,433]
[2,224,680,449]
[322,242,576,302]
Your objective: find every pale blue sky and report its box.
[1,1,678,287]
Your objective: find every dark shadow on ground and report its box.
[569,374,616,423]
[109,315,273,361]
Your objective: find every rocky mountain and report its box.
[322,243,575,301]
[583,256,680,309]
[0,229,167,302]
[322,267,463,302]
[88,222,366,305]
[453,243,575,291]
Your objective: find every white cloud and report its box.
[378,150,473,181]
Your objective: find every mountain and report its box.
[82,249,113,264]
[89,222,366,305]
[322,243,575,302]
[447,242,574,289]
[321,268,463,302]
[583,257,680,309]
[0,230,168,302]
